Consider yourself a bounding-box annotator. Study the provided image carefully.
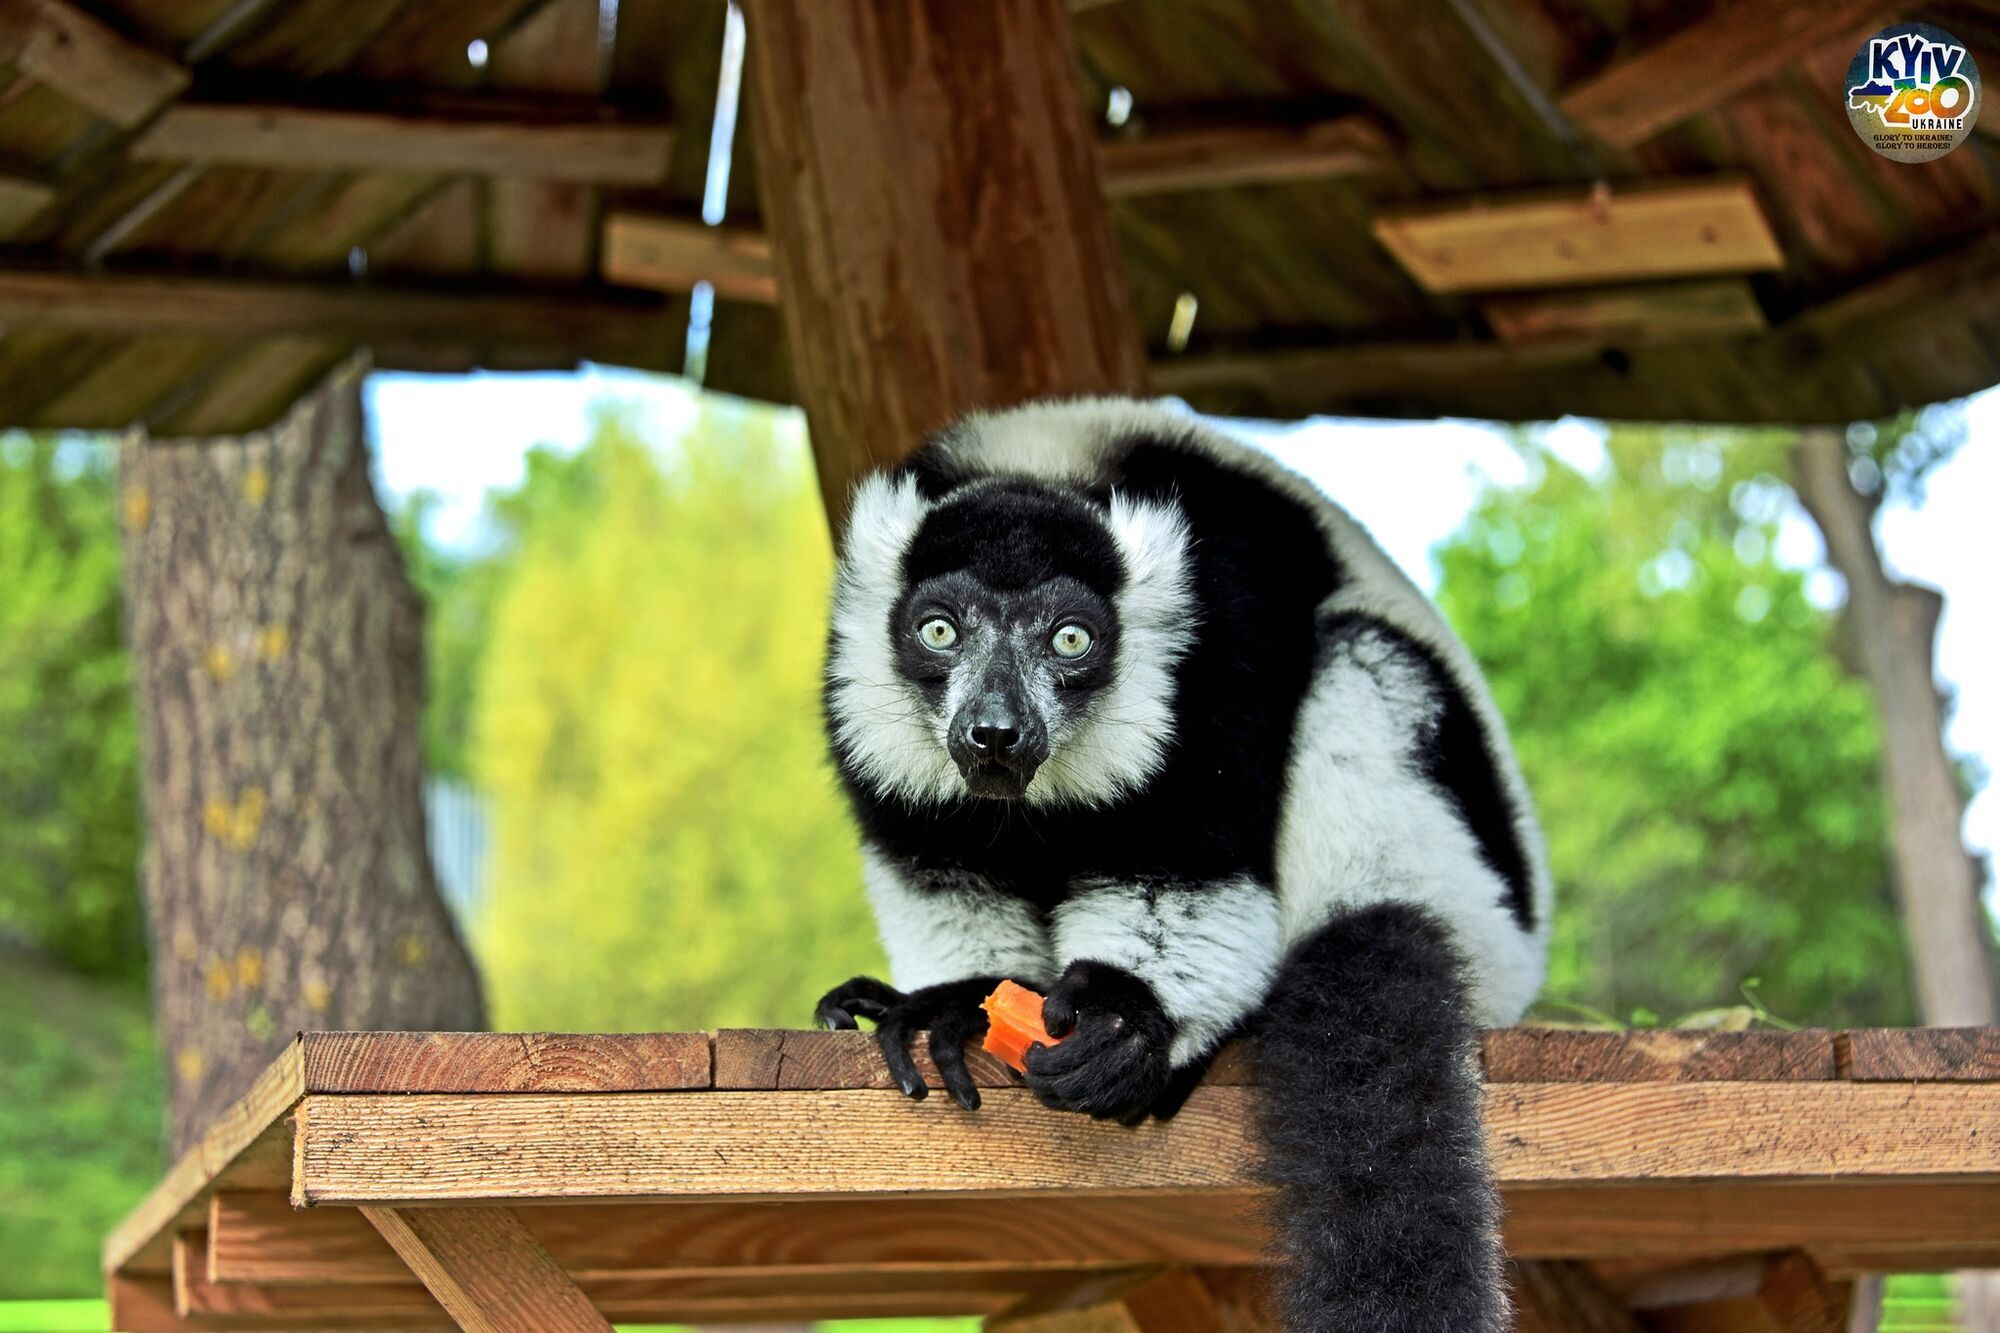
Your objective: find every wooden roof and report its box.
[105,1026,2000,1329]
[3,0,1998,435]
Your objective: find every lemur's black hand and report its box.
[814,976,905,1030]
[1024,960,1174,1125]
[812,974,998,1111]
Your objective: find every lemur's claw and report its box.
[817,975,999,1111]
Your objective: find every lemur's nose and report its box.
[968,720,1023,754]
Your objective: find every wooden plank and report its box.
[1372,178,1785,294]
[743,0,1147,530]
[298,1031,712,1093]
[1097,116,1393,197]
[0,0,190,128]
[210,1190,1270,1286]
[0,270,673,361]
[361,1206,613,1333]
[1481,1029,1834,1082]
[1510,1260,1644,1333]
[713,1029,1252,1091]
[189,1246,1157,1327]
[131,102,674,185]
[102,1037,304,1276]
[603,213,779,303]
[294,1081,2000,1206]
[1559,0,1887,149]
[1842,1028,2000,1081]
[1481,280,1768,348]
[1502,1180,2000,1260]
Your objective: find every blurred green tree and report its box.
[1435,428,1913,1026]
[469,401,883,1030]
[0,436,143,982]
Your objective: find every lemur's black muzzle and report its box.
[948,682,1049,798]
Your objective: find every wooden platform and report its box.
[104,1027,2000,1331]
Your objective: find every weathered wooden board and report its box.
[0,0,190,127]
[293,1081,2000,1206]
[602,213,779,303]
[713,1028,1253,1091]
[210,1189,1270,1285]
[1481,1029,1836,1082]
[298,1031,712,1094]
[1842,1028,2000,1082]
[1559,0,1888,149]
[133,103,674,185]
[361,1206,612,1333]
[1481,280,1768,347]
[1097,116,1394,197]
[1372,179,1786,293]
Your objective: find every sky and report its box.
[367,371,1998,904]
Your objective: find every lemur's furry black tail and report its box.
[1251,902,1506,1333]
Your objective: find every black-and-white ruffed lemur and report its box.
[815,399,1550,1333]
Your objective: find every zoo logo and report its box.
[1845,22,1980,163]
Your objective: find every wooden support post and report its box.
[741,0,1147,529]
[360,1205,613,1333]
[989,1268,1259,1333]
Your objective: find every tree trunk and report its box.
[1794,428,1998,1333]
[1791,429,1997,1027]
[119,360,484,1154]
[742,0,1149,530]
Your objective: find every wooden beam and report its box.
[1510,1260,1645,1333]
[131,101,674,184]
[297,1030,713,1093]
[1843,1028,2000,1080]
[0,269,674,364]
[0,174,55,234]
[1559,0,1889,149]
[742,0,1147,530]
[1372,178,1785,293]
[990,1268,1226,1333]
[602,213,778,303]
[0,0,189,127]
[1097,116,1394,197]
[361,1205,613,1333]
[1481,279,1768,347]
[293,1081,2000,1206]
[208,1188,1271,1286]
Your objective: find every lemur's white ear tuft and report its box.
[840,472,929,581]
[826,471,960,805]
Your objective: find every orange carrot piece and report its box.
[981,979,1062,1073]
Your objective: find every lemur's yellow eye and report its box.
[918,618,959,651]
[1051,624,1093,659]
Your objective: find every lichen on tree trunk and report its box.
[119,360,484,1153]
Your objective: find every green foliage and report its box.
[1436,428,1913,1026]
[471,400,883,1030]
[0,951,162,1297]
[0,435,144,980]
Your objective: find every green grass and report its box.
[0,953,164,1299]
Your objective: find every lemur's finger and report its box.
[814,976,903,1029]
[927,1022,983,1111]
[874,1011,929,1099]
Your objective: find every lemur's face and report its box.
[827,465,1196,809]
[894,565,1118,800]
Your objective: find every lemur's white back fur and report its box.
[839,398,1550,1024]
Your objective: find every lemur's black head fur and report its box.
[894,482,1124,799]
[826,457,1196,809]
